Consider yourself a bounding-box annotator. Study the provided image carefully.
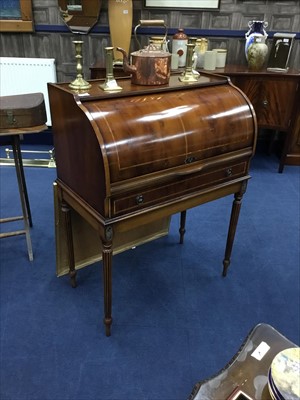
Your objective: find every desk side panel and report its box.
[48,84,107,215]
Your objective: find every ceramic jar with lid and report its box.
[150,36,169,52]
[195,38,208,68]
[172,28,188,67]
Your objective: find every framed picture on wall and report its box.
[144,0,220,10]
[0,0,34,32]
[267,32,296,72]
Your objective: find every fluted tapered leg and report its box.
[102,226,113,336]
[223,181,247,277]
[61,202,77,288]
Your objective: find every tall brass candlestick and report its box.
[188,37,200,77]
[69,40,91,90]
[179,43,199,83]
[99,47,122,91]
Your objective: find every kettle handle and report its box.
[134,19,168,50]
[138,20,166,26]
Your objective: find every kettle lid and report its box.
[131,44,170,58]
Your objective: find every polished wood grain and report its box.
[209,66,300,172]
[48,73,257,335]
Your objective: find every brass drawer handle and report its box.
[135,195,144,205]
[226,168,233,177]
[185,156,196,164]
[262,99,268,107]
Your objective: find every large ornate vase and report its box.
[108,0,133,64]
[247,36,268,70]
[245,20,268,60]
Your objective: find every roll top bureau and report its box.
[48,73,257,336]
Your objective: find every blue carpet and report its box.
[0,151,299,400]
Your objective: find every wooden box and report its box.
[0,92,46,129]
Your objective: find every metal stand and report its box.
[1,147,55,168]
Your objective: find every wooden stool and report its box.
[0,93,47,260]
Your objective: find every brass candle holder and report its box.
[99,47,122,92]
[179,43,200,83]
[69,40,91,90]
[189,37,200,77]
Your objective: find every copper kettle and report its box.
[116,20,171,86]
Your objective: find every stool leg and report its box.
[13,135,32,226]
[12,136,33,261]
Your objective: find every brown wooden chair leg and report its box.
[222,181,247,277]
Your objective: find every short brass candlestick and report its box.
[99,47,122,92]
[69,40,91,90]
[179,43,199,83]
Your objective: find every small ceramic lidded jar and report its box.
[172,28,188,67]
[150,36,169,52]
[195,38,208,68]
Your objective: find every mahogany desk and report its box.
[48,73,257,335]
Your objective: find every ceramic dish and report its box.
[269,348,300,400]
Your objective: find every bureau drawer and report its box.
[112,162,247,216]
